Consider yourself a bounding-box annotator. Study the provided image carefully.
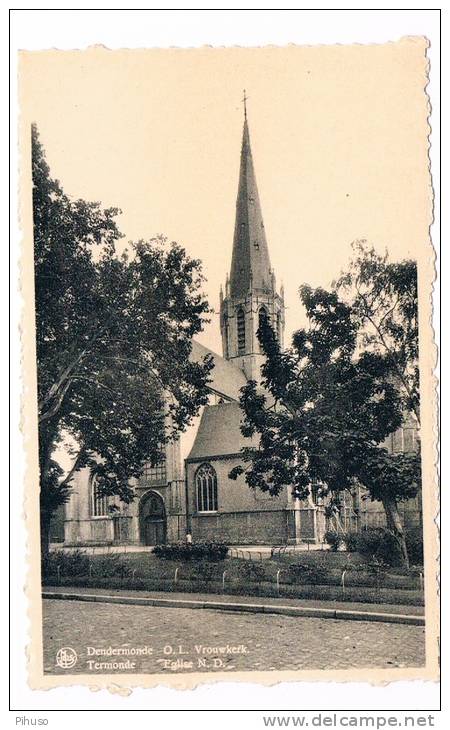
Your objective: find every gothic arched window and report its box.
[90,476,108,517]
[196,463,218,513]
[258,306,268,328]
[237,307,246,354]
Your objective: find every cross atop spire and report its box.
[242,89,248,120]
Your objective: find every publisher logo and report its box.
[56,647,77,669]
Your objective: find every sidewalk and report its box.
[43,584,425,625]
[49,543,328,557]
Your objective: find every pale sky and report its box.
[20,39,430,355]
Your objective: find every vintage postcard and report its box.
[19,38,438,691]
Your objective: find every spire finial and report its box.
[242,89,248,120]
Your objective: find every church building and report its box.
[54,110,420,550]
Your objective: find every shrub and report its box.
[405,527,424,566]
[90,554,133,578]
[237,561,267,583]
[343,532,359,552]
[153,544,178,560]
[191,542,229,561]
[42,551,136,580]
[355,528,402,566]
[191,560,218,582]
[286,563,328,585]
[324,530,342,552]
[42,549,90,578]
[153,542,229,562]
[366,558,390,587]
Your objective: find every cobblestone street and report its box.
[42,598,425,675]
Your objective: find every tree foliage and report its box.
[230,243,420,566]
[334,240,419,421]
[32,124,213,548]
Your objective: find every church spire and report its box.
[229,106,272,299]
[220,102,285,377]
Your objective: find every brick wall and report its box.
[191,509,289,544]
[186,454,293,544]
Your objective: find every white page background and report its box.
[8,5,442,720]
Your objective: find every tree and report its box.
[230,244,420,567]
[334,240,419,422]
[33,125,213,555]
[358,450,421,563]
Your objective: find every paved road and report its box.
[42,598,425,675]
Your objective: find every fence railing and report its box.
[44,558,425,603]
[227,545,328,561]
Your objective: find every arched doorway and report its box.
[139,491,166,546]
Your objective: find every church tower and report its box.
[220,99,285,381]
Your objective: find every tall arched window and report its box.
[258,306,268,328]
[258,306,269,352]
[196,463,218,513]
[90,476,108,517]
[236,307,246,354]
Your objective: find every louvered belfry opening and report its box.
[237,307,246,354]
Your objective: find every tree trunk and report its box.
[40,509,51,563]
[39,441,54,565]
[382,496,409,569]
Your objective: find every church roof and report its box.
[190,340,247,401]
[186,400,254,461]
[229,117,273,299]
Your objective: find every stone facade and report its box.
[220,287,285,383]
[328,417,422,535]
[63,438,186,548]
[184,397,326,546]
[186,453,292,545]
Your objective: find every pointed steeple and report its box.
[229,116,272,299]
[220,103,285,377]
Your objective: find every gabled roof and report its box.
[187,401,254,461]
[190,340,247,402]
[229,118,273,299]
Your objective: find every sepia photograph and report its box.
[17,33,438,692]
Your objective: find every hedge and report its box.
[153,542,229,561]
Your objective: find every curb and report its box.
[42,591,425,626]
